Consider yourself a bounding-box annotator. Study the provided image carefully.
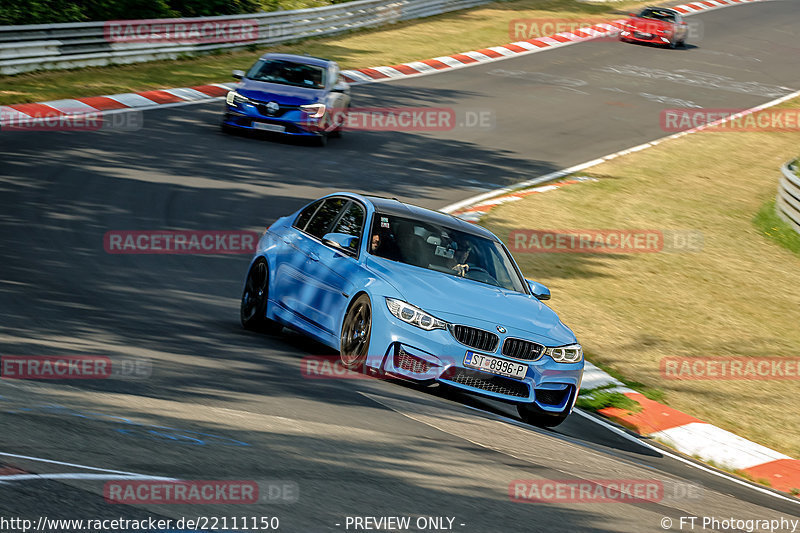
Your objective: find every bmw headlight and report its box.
[545,343,583,363]
[385,298,447,331]
[226,91,251,106]
[300,103,327,118]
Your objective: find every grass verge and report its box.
[482,98,800,459]
[575,387,641,412]
[753,199,800,257]
[0,0,653,105]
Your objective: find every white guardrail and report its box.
[776,159,800,235]
[0,0,490,75]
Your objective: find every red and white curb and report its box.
[440,106,800,498]
[0,83,234,127]
[0,0,765,127]
[338,0,766,85]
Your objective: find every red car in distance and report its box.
[619,7,688,48]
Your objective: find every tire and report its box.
[240,259,282,334]
[315,133,328,147]
[339,294,372,370]
[517,403,569,428]
[677,39,686,48]
[221,122,235,134]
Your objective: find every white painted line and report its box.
[486,46,518,57]
[461,51,493,62]
[162,87,211,101]
[573,410,800,506]
[431,56,465,68]
[509,41,540,51]
[341,70,372,82]
[440,88,800,214]
[0,473,174,483]
[372,66,407,78]
[39,99,98,114]
[104,93,161,108]
[404,61,437,73]
[652,422,792,470]
[535,37,564,46]
[0,450,171,478]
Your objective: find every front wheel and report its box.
[517,403,569,428]
[340,294,372,370]
[240,260,282,334]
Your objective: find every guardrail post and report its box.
[775,159,800,235]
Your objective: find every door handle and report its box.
[308,252,320,262]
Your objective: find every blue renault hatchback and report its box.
[240,193,584,427]
[222,53,351,146]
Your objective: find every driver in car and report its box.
[450,242,471,277]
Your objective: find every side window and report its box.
[305,198,347,239]
[293,199,323,231]
[331,202,365,253]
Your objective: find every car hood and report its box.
[365,256,576,345]
[237,79,323,106]
[628,17,671,31]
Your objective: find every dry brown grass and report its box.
[482,101,800,457]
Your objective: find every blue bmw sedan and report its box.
[240,193,584,427]
[222,53,351,146]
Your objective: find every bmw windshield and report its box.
[245,59,326,89]
[369,212,527,293]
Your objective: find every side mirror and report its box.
[232,70,245,80]
[322,232,358,254]
[526,279,551,301]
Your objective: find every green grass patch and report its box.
[586,356,666,403]
[753,199,800,257]
[576,387,641,413]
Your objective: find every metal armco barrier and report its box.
[776,159,800,235]
[0,0,489,75]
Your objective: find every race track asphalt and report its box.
[1,1,799,531]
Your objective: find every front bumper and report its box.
[222,102,325,137]
[619,30,672,45]
[365,304,583,413]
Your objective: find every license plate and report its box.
[464,351,527,379]
[253,122,285,133]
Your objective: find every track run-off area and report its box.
[1,1,799,532]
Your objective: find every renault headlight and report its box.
[545,343,583,363]
[300,103,327,118]
[226,91,251,106]
[385,298,447,331]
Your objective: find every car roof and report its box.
[257,53,334,68]
[362,195,500,241]
[641,6,679,14]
